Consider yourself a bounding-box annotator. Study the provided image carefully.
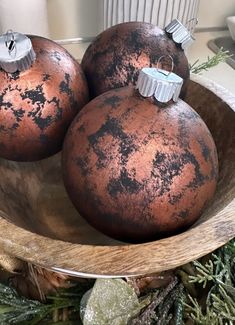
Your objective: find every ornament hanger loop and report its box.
[157,55,174,76]
[4,30,17,58]
[4,30,16,53]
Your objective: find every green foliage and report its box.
[0,243,234,325]
[0,239,235,324]
[190,48,232,74]
[0,283,44,324]
[184,295,221,325]
[183,239,235,325]
[189,259,215,288]
[0,281,90,324]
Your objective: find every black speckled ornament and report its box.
[0,35,89,162]
[62,86,218,243]
[81,22,189,98]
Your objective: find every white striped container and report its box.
[103,0,200,31]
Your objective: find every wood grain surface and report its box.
[0,74,234,277]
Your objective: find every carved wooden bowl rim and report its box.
[0,74,234,278]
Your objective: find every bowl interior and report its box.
[0,77,235,248]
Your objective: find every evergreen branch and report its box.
[190,48,232,74]
[189,259,215,288]
[0,282,86,324]
[184,238,235,324]
[174,285,185,325]
[184,295,221,325]
[212,284,235,321]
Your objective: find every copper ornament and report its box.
[81,22,189,98]
[62,87,218,243]
[0,35,89,161]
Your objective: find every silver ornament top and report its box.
[136,67,183,103]
[165,19,195,50]
[0,31,36,73]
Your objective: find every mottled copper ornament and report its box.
[0,34,89,162]
[62,86,218,243]
[81,22,189,98]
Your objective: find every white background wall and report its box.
[198,0,235,29]
[47,0,235,39]
[47,0,102,39]
[1,0,234,39]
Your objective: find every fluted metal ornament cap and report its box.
[0,31,36,73]
[165,19,195,50]
[136,67,183,103]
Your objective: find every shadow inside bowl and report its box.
[185,79,235,226]
[0,78,234,247]
[0,154,124,245]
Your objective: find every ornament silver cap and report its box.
[165,19,195,50]
[136,59,183,103]
[0,31,36,73]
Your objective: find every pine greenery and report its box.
[184,240,235,324]
[189,48,231,74]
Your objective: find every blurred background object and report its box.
[0,1,234,42]
[0,1,234,94]
[47,0,200,40]
[227,16,235,41]
[0,0,49,37]
[198,0,235,31]
[48,0,102,40]
[103,0,200,31]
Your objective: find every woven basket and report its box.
[0,74,234,278]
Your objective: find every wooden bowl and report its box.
[0,74,234,278]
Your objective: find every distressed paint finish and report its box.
[0,76,233,276]
[0,35,89,162]
[62,86,218,242]
[81,22,189,98]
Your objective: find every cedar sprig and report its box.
[184,295,221,325]
[211,284,235,321]
[0,282,87,324]
[189,259,215,288]
[183,239,235,324]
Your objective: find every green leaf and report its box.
[80,279,142,325]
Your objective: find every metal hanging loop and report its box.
[157,55,174,76]
[4,30,16,54]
